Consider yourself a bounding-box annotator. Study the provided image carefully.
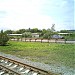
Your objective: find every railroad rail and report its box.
[0,56,56,75]
[0,65,20,75]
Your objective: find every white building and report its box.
[32,33,39,38]
[7,34,22,36]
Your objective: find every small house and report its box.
[32,33,39,38]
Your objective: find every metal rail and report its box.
[0,65,20,75]
[0,56,56,75]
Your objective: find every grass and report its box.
[0,41,74,69]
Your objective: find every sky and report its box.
[0,0,74,31]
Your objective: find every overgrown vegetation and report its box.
[0,30,9,46]
[4,27,75,41]
[0,41,74,69]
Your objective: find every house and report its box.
[32,33,39,38]
[7,34,22,39]
[7,34,22,36]
[58,33,71,35]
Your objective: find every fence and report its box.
[10,38,65,43]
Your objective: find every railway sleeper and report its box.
[0,56,56,75]
[0,61,41,75]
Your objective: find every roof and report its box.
[7,34,22,36]
[32,33,39,35]
[58,33,72,34]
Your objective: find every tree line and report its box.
[0,25,75,46]
[4,24,56,39]
[4,28,75,39]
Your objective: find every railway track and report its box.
[0,56,56,75]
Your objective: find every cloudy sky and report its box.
[0,0,74,31]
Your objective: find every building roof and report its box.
[58,33,72,34]
[32,33,39,35]
[7,34,22,36]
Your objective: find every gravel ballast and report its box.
[0,52,74,75]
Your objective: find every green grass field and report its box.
[0,41,74,69]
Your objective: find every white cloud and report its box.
[0,0,74,30]
[0,0,54,30]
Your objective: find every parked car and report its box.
[51,35,64,39]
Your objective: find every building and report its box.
[32,33,39,38]
[7,34,22,36]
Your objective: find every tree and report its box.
[0,30,9,46]
[43,29,53,39]
[22,32,32,38]
[60,30,68,33]
[41,29,47,35]
[4,30,13,34]
[30,28,38,33]
[18,29,26,34]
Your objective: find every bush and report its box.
[0,30,9,46]
[22,32,32,38]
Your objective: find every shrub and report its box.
[0,30,9,46]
